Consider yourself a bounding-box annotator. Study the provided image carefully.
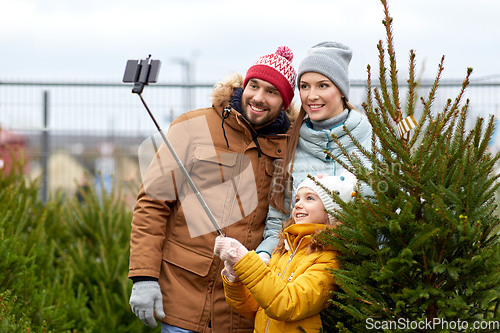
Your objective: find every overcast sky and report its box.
[1,0,499,84]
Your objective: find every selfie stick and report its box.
[124,55,225,237]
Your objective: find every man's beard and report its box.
[240,99,276,130]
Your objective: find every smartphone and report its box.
[123,57,161,84]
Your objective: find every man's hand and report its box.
[129,281,166,327]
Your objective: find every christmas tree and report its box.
[319,0,500,332]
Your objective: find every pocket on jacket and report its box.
[190,144,257,235]
[193,144,237,166]
[264,158,275,177]
[190,144,238,191]
[163,240,213,277]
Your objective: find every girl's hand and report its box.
[221,260,239,283]
[213,236,248,265]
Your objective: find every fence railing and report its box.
[1,78,499,204]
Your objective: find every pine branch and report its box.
[409,57,445,149]
[475,114,496,161]
[368,90,402,153]
[364,65,373,111]
[450,101,470,159]
[381,0,401,121]
[405,50,418,118]
[333,126,375,164]
[324,138,369,184]
[376,42,396,120]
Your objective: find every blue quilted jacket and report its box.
[260,110,372,254]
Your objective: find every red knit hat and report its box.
[243,46,297,110]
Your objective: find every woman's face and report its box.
[299,72,344,121]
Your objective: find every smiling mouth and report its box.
[309,104,324,110]
[295,213,308,219]
[250,103,267,114]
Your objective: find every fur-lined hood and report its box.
[210,72,300,125]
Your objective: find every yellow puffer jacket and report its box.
[223,223,339,333]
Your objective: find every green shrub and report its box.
[57,176,154,332]
[0,152,157,332]
[0,290,35,333]
[0,155,88,331]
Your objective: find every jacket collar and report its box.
[297,110,371,160]
[284,223,327,252]
[299,109,366,142]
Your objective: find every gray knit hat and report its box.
[298,41,352,101]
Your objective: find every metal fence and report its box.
[1,77,499,204]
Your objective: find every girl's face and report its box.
[292,187,329,225]
[299,72,345,121]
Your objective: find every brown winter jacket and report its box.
[129,74,294,332]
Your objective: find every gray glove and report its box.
[129,281,166,328]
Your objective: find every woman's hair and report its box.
[273,216,340,255]
[269,107,305,214]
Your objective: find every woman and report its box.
[261,41,372,252]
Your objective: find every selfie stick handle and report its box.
[135,93,226,237]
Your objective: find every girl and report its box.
[213,173,357,333]
[258,42,372,265]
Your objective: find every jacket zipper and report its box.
[264,239,303,333]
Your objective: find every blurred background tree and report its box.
[0,153,158,332]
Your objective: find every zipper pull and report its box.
[288,272,294,282]
[222,106,231,118]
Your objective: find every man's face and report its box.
[241,78,284,130]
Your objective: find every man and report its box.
[129,46,297,332]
